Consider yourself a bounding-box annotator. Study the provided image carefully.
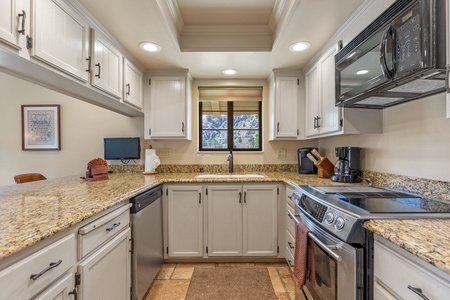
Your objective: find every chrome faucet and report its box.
[227,150,234,173]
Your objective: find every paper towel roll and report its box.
[145,149,160,173]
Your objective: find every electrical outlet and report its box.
[276,148,287,158]
[161,148,172,158]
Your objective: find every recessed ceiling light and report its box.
[289,42,311,52]
[223,69,237,75]
[139,42,161,52]
[356,70,369,75]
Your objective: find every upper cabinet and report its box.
[305,46,342,137]
[123,58,143,109]
[32,0,90,82]
[90,29,123,98]
[268,70,302,140]
[0,0,143,116]
[0,0,30,56]
[144,69,192,140]
[303,0,393,138]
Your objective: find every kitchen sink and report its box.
[195,174,266,179]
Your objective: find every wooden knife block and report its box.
[315,158,334,178]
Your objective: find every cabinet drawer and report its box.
[285,244,295,271]
[286,230,295,255]
[374,240,450,300]
[0,233,76,300]
[78,205,130,259]
[286,206,297,237]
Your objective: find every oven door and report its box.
[298,211,364,300]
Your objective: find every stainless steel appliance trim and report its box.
[307,232,342,262]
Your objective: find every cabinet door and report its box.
[123,58,143,109]
[319,46,341,135]
[207,185,243,256]
[305,64,320,137]
[149,76,186,138]
[243,185,278,256]
[33,272,75,300]
[78,228,131,300]
[0,0,28,51]
[32,0,90,82]
[167,186,203,257]
[91,30,123,98]
[274,76,298,138]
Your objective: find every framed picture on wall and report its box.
[22,105,61,150]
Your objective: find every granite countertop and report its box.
[1,171,449,276]
[0,172,332,262]
[364,219,450,274]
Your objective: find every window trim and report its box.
[199,101,262,152]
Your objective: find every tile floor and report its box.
[145,262,296,300]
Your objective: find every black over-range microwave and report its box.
[335,0,448,109]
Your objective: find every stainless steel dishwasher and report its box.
[130,185,163,300]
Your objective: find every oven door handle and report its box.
[287,210,300,224]
[308,232,343,262]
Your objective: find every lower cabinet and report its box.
[77,228,131,300]
[0,204,132,300]
[285,185,296,270]
[0,233,76,300]
[33,272,76,300]
[166,185,204,257]
[164,183,279,258]
[206,184,279,257]
[374,236,450,300]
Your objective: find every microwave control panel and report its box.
[394,3,422,77]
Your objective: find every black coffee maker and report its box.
[331,147,362,182]
[297,148,318,174]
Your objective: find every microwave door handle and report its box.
[380,25,394,79]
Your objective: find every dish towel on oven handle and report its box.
[293,222,316,289]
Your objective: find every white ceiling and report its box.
[77,0,365,79]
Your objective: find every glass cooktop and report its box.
[309,185,450,214]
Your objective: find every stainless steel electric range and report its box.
[291,185,450,300]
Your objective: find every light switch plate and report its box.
[276,148,287,158]
[161,148,172,158]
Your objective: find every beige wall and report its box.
[0,72,143,186]
[143,79,318,167]
[318,93,450,182]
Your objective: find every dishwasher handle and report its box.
[130,185,163,214]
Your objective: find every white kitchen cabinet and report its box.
[90,29,123,98]
[304,44,382,138]
[374,236,450,300]
[77,228,131,300]
[166,185,203,257]
[242,185,278,256]
[33,272,75,300]
[144,70,192,140]
[32,0,90,82]
[285,185,296,270]
[0,0,30,57]
[207,184,278,257]
[207,185,243,256]
[305,46,341,137]
[123,58,143,109]
[0,233,76,300]
[268,70,301,140]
